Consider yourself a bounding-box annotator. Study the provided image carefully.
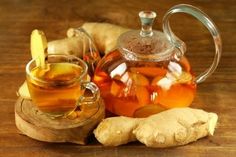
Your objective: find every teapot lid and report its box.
[118,11,175,61]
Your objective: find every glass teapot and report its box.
[93,4,222,117]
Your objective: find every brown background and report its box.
[0,0,235,156]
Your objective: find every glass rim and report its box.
[26,54,88,85]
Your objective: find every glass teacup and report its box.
[26,54,100,117]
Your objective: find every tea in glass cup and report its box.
[26,54,99,117]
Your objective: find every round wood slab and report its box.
[15,97,105,145]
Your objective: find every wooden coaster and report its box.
[15,97,105,145]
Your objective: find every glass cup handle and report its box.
[163,4,222,84]
[78,82,100,106]
[74,28,101,76]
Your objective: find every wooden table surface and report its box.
[0,0,235,156]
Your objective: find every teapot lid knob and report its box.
[117,10,174,61]
[139,11,157,37]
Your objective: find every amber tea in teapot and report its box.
[94,50,196,117]
[93,4,222,117]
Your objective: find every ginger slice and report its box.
[157,84,196,108]
[110,81,123,96]
[130,72,149,86]
[43,63,83,81]
[179,56,191,72]
[176,72,193,84]
[30,29,47,68]
[130,67,167,77]
[135,86,150,106]
[151,76,164,86]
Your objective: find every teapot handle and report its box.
[163,4,222,84]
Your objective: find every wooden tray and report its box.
[15,97,105,145]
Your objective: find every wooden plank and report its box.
[0,0,235,156]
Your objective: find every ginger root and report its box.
[94,117,142,146]
[48,37,85,58]
[80,22,130,54]
[47,23,130,57]
[94,108,218,147]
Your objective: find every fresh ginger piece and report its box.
[130,72,149,86]
[94,116,142,146]
[133,104,166,118]
[94,108,218,147]
[67,23,130,54]
[93,71,111,84]
[110,81,122,96]
[135,86,150,106]
[133,108,218,148]
[17,81,31,99]
[48,63,75,75]
[130,67,167,77]
[30,29,47,68]
[48,37,85,58]
[176,72,193,84]
[157,84,196,108]
[179,56,191,72]
[49,23,129,57]
[151,76,164,86]
[43,63,83,81]
[80,23,130,54]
